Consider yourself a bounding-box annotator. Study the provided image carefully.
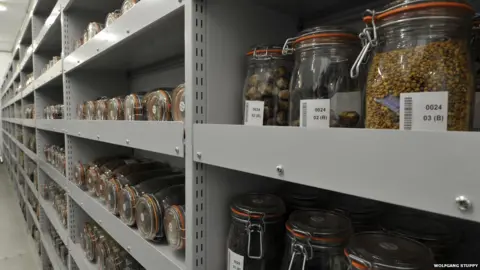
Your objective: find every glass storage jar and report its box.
[331,194,385,232]
[106,167,179,215]
[77,102,86,119]
[172,83,186,122]
[121,0,139,15]
[227,193,286,270]
[85,100,96,120]
[242,45,292,126]
[124,93,149,121]
[164,205,186,250]
[105,10,121,27]
[95,98,109,120]
[281,210,352,270]
[283,26,362,128]
[108,96,125,120]
[75,157,113,189]
[345,232,435,270]
[352,0,475,131]
[136,184,185,241]
[87,22,103,40]
[86,158,138,196]
[119,174,184,226]
[145,89,172,121]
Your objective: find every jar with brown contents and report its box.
[243,45,292,126]
[124,92,150,121]
[95,98,109,120]
[146,89,172,121]
[107,96,125,120]
[172,83,186,122]
[351,0,475,131]
[283,27,362,128]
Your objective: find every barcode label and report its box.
[403,97,413,130]
[400,92,448,131]
[301,102,307,127]
[244,101,264,126]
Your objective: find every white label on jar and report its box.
[244,101,264,126]
[152,105,157,115]
[123,203,126,211]
[300,99,330,128]
[400,92,448,131]
[179,101,185,112]
[228,249,244,270]
[331,91,361,116]
[141,213,144,222]
[168,222,173,232]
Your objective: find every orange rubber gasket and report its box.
[230,207,281,219]
[286,224,345,243]
[294,33,358,44]
[246,49,283,56]
[172,205,186,249]
[144,195,159,235]
[363,2,474,23]
[344,250,369,270]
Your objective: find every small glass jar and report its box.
[164,205,186,250]
[345,232,435,270]
[353,0,475,131]
[105,10,121,27]
[331,194,385,232]
[83,30,89,44]
[281,210,352,270]
[85,101,96,120]
[172,84,186,122]
[108,97,125,120]
[87,159,137,196]
[121,0,139,15]
[77,103,86,120]
[145,90,172,121]
[124,93,148,121]
[87,22,104,41]
[227,194,286,270]
[283,26,362,128]
[119,174,184,226]
[243,45,292,126]
[136,184,185,241]
[74,161,86,187]
[96,98,109,120]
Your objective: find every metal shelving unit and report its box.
[2,0,480,269]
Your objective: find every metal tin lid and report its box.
[287,210,352,244]
[136,194,159,240]
[345,232,434,270]
[230,193,286,221]
[164,205,186,250]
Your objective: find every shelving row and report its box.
[2,0,480,269]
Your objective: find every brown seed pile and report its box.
[244,65,290,125]
[365,39,474,130]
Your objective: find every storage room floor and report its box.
[0,165,40,270]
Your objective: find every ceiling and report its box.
[0,0,32,52]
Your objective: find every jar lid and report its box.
[119,187,137,225]
[246,45,283,57]
[230,193,286,220]
[136,194,160,240]
[146,90,172,121]
[164,205,186,250]
[172,84,185,122]
[108,97,124,120]
[294,26,358,45]
[106,179,121,214]
[363,0,474,24]
[86,167,100,194]
[345,232,434,270]
[286,210,352,244]
[74,162,85,186]
[124,93,144,121]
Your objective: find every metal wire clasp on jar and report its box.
[351,0,475,131]
[283,26,362,128]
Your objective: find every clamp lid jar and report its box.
[164,205,186,250]
[345,232,434,270]
[242,45,292,126]
[282,210,352,270]
[353,0,475,131]
[227,193,286,270]
[283,26,362,128]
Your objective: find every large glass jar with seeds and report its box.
[283,27,362,128]
[242,45,292,126]
[352,0,475,131]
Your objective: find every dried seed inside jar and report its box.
[366,39,474,130]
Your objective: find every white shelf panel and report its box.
[23,119,36,128]
[69,242,96,270]
[23,83,35,98]
[65,120,184,157]
[68,182,186,270]
[36,60,62,90]
[41,231,68,270]
[194,124,480,223]
[3,118,22,125]
[64,0,184,72]
[17,140,37,162]
[33,3,61,50]
[36,119,66,133]
[39,159,68,189]
[40,196,68,245]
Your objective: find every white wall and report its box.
[0,52,11,157]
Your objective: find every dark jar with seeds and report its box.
[281,210,352,270]
[242,45,292,126]
[227,193,286,270]
[345,232,435,270]
[283,26,362,128]
[352,0,475,131]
